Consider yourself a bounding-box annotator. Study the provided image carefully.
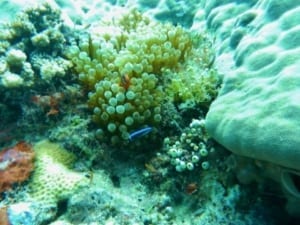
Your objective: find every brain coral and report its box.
[67,9,218,144]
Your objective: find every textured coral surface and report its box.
[204,0,300,171]
[29,140,89,204]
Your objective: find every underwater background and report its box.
[0,0,300,224]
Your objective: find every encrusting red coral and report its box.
[0,141,35,193]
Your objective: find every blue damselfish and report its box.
[129,126,153,141]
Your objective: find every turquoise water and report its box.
[0,1,299,224]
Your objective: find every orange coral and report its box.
[0,142,35,193]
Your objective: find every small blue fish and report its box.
[129,126,153,141]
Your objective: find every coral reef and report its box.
[48,115,99,159]
[201,0,300,214]
[67,9,219,144]
[0,3,82,149]
[29,140,90,205]
[6,201,57,225]
[0,142,34,193]
[51,147,278,225]
[0,140,90,225]
[204,0,300,170]
[0,1,295,224]
[162,118,214,172]
[0,3,70,88]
